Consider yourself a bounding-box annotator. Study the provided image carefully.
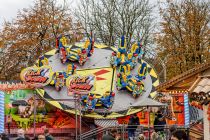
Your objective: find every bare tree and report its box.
[75,0,154,48]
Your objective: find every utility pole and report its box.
[79,95,82,140]
[33,91,37,137]
[74,93,82,140]
[74,94,78,140]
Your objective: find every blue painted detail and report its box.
[81,92,115,112]
[184,94,190,128]
[0,91,4,133]
[121,36,125,47]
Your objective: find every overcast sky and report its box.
[0,0,77,27]
[0,0,33,25]
[0,0,161,28]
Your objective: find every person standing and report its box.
[138,134,145,140]
[154,111,166,133]
[171,130,187,140]
[127,114,140,140]
[16,129,25,140]
[102,128,120,140]
[44,129,54,140]
[38,135,45,140]
[0,133,9,140]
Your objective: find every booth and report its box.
[156,61,210,139]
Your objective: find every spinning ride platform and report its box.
[36,43,159,118]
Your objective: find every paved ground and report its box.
[43,48,153,113]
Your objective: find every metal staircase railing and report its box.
[79,126,110,140]
[79,124,193,140]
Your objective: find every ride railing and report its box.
[79,126,109,140]
[79,124,190,140]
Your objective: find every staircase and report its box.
[189,119,203,139]
[79,126,110,140]
[79,124,202,140]
[79,125,151,140]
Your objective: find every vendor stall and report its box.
[156,61,210,139]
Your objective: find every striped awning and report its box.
[193,78,210,93]
[189,123,203,139]
[94,119,119,127]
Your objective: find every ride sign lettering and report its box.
[67,75,95,94]
[20,66,52,87]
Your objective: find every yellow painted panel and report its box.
[36,89,45,97]
[84,112,103,118]
[74,43,84,47]
[108,112,124,118]
[65,109,75,114]
[149,69,158,78]
[48,101,62,109]
[127,108,142,115]
[153,80,159,87]
[150,92,157,98]
[76,67,114,95]
[45,49,56,55]
[94,43,109,49]
[111,47,117,52]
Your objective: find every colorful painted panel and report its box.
[66,74,96,95]
[4,90,77,130]
[166,95,185,126]
[20,66,53,87]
